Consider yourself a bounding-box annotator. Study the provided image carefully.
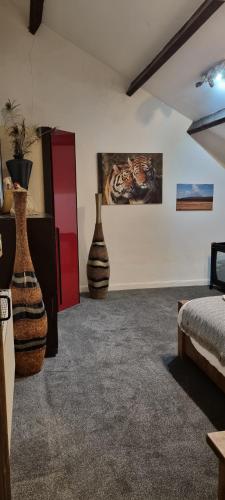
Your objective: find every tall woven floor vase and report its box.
[87,193,110,299]
[11,190,47,376]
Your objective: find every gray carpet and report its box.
[11,286,225,500]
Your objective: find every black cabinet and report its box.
[0,214,58,357]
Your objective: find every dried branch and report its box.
[1,99,54,159]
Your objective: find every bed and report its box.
[178,297,225,498]
[177,297,225,395]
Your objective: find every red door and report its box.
[51,130,80,311]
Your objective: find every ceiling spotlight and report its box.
[215,73,222,82]
[217,78,225,90]
[195,60,225,89]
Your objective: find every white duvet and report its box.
[178,296,225,365]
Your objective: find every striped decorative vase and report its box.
[87,193,110,299]
[11,189,47,376]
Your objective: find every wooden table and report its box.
[0,291,15,500]
[207,431,225,499]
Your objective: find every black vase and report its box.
[6,159,33,189]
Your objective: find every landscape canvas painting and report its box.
[176,184,214,211]
[98,153,163,205]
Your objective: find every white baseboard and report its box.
[80,278,208,293]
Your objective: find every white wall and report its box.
[1,1,225,291]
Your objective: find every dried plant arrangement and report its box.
[1,99,53,189]
[1,99,51,159]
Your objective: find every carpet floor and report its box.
[11,286,225,500]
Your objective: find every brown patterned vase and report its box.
[87,193,110,299]
[11,190,47,376]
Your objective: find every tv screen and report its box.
[210,242,225,291]
[216,251,225,282]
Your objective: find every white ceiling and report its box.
[42,0,203,80]
[212,122,225,140]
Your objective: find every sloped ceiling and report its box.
[145,3,225,121]
[11,1,225,127]
[41,0,225,122]
[192,125,225,167]
[42,0,203,82]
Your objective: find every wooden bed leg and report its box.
[178,327,185,358]
[178,300,187,312]
[177,300,187,358]
[207,432,225,500]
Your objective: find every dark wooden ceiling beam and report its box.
[127,0,225,96]
[187,108,225,134]
[29,0,44,35]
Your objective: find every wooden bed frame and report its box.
[178,300,225,396]
[178,300,225,498]
[207,431,225,500]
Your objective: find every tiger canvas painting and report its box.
[98,153,163,205]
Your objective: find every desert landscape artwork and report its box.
[176,184,214,211]
[98,153,163,205]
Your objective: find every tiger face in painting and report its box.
[104,164,134,204]
[128,155,160,204]
[128,155,155,189]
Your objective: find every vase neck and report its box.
[95,193,102,224]
[13,191,33,272]
[14,155,24,160]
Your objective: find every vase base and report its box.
[15,348,46,377]
[88,287,109,299]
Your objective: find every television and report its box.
[210,242,225,291]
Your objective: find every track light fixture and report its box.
[196,60,225,88]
